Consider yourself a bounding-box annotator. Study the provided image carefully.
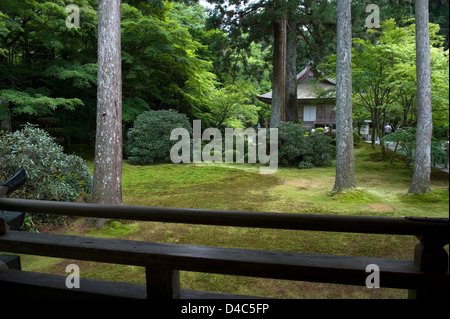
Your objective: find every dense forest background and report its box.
[0,0,448,152]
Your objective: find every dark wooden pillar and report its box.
[0,218,7,235]
[408,235,449,299]
[146,266,180,299]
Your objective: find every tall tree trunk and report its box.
[333,0,356,192]
[409,0,432,194]
[93,0,123,227]
[270,17,287,129]
[285,18,298,123]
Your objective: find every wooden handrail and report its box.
[0,198,448,236]
[0,198,449,299]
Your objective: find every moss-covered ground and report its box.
[18,142,449,299]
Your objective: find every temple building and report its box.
[256,64,336,128]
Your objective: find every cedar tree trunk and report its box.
[333,0,356,192]
[270,17,287,129]
[285,18,298,123]
[93,0,123,227]
[409,0,432,194]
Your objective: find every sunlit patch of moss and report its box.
[328,188,381,204]
[88,220,140,238]
[122,162,282,211]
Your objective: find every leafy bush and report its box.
[276,122,334,168]
[306,131,334,166]
[0,124,93,228]
[127,109,193,164]
[0,124,93,201]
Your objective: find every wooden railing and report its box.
[0,198,448,299]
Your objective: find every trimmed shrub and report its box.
[276,122,334,168]
[307,131,334,166]
[127,109,192,164]
[276,122,307,166]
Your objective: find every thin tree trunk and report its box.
[333,0,356,192]
[371,114,377,148]
[380,111,387,156]
[390,141,399,165]
[409,0,432,194]
[93,0,123,227]
[270,17,287,129]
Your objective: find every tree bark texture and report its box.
[93,0,123,212]
[333,0,356,192]
[285,18,298,123]
[270,17,287,129]
[409,0,432,194]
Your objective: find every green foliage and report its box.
[0,88,83,116]
[382,127,417,167]
[2,0,447,152]
[0,124,93,202]
[0,0,220,140]
[121,2,217,124]
[0,0,99,140]
[382,127,449,168]
[322,19,449,136]
[276,122,334,169]
[127,109,192,164]
[44,61,98,89]
[207,82,260,129]
[0,123,92,229]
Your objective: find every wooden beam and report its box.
[0,270,267,299]
[0,231,448,290]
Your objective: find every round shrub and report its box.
[127,109,192,164]
[307,131,334,166]
[276,122,334,168]
[276,122,307,166]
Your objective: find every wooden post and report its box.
[408,235,449,299]
[0,218,7,235]
[146,266,180,299]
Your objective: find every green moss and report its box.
[88,220,140,238]
[122,162,281,211]
[399,189,449,204]
[328,188,381,204]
